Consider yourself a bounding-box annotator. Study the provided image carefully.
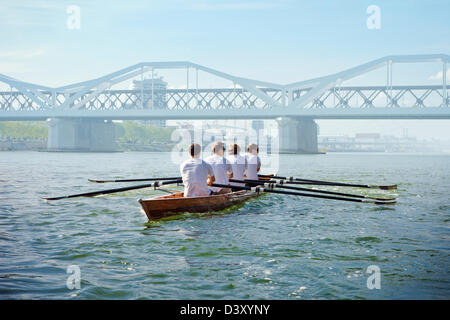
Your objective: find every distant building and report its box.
[355,133,380,140]
[132,77,168,127]
[132,77,168,92]
[318,132,429,152]
[251,120,264,132]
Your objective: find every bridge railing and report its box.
[295,85,449,109]
[0,86,448,112]
[0,88,284,112]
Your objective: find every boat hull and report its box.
[139,190,259,220]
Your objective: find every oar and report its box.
[258,179,376,188]
[212,183,396,205]
[258,174,397,190]
[230,179,396,201]
[157,188,176,194]
[89,175,274,184]
[88,177,181,183]
[42,179,182,201]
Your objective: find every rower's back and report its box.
[245,143,261,181]
[205,142,232,192]
[227,143,247,186]
[180,144,214,198]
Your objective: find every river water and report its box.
[0,151,449,299]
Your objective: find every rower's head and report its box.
[188,143,202,158]
[228,143,241,155]
[247,143,259,155]
[211,141,225,156]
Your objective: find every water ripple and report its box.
[0,152,449,299]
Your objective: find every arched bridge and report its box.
[0,54,449,120]
[0,54,448,153]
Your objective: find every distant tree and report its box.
[0,122,48,140]
[114,122,175,145]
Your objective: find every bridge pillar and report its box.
[47,118,116,152]
[276,117,319,154]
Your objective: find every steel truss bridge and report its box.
[0,54,449,121]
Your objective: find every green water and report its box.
[0,151,449,299]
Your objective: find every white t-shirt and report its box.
[227,154,247,186]
[204,154,233,192]
[179,158,214,197]
[245,154,261,180]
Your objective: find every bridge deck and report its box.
[1,106,449,121]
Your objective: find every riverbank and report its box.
[0,139,176,152]
[0,121,176,152]
[0,139,46,151]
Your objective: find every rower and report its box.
[227,143,247,187]
[179,143,215,198]
[245,143,261,180]
[204,141,233,194]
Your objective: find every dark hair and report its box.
[228,143,240,155]
[247,143,259,153]
[211,141,225,154]
[189,143,201,157]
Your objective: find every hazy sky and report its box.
[1,0,449,139]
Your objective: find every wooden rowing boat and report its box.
[138,175,273,220]
[139,190,259,220]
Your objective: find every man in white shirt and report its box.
[204,141,233,194]
[227,143,247,187]
[245,143,261,180]
[179,143,215,198]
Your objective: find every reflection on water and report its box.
[0,151,449,299]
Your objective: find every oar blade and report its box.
[88,179,107,183]
[373,200,397,205]
[377,185,397,190]
[42,195,68,201]
[372,197,396,201]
